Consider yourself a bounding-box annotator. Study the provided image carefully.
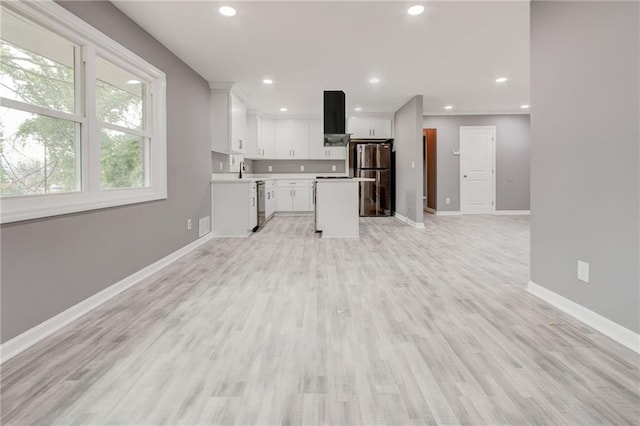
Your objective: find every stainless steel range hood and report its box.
[324,91,350,147]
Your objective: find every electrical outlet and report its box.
[300,165,305,171]
[187,219,192,230]
[219,161,223,171]
[445,197,451,205]
[268,165,273,172]
[331,165,336,172]
[577,260,590,283]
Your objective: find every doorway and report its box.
[459,126,496,214]
[423,129,437,212]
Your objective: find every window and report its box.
[0,2,166,223]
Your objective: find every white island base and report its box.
[315,178,372,238]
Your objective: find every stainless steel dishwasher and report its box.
[255,180,266,231]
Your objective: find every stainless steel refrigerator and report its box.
[355,143,392,216]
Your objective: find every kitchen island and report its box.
[315,177,374,238]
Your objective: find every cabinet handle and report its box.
[267,192,270,200]
[239,139,243,148]
[252,196,255,207]
[373,129,375,136]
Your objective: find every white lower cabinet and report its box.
[276,180,312,212]
[265,180,276,218]
[211,181,257,236]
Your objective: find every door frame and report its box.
[459,126,496,214]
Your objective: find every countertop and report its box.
[211,173,349,182]
[316,178,375,183]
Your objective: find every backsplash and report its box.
[211,152,345,175]
[252,160,346,174]
[211,152,254,174]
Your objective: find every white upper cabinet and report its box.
[245,113,259,158]
[259,118,276,158]
[210,85,247,154]
[348,117,392,139]
[230,93,246,153]
[308,119,346,160]
[245,115,276,159]
[275,120,309,158]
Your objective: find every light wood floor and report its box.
[2,215,639,425]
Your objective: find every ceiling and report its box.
[112,1,530,117]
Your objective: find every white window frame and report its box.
[0,0,167,224]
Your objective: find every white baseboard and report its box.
[436,211,462,216]
[0,234,214,364]
[527,281,640,354]
[407,218,425,228]
[394,213,424,228]
[394,212,408,223]
[495,210,531,215]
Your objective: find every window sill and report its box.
[0,191,167,224]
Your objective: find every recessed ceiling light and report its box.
[407,5,425,15]
[262,79,273,85]
[495,77,508,83]
[219,6,236,17]
[126,79,140,85]
[369,77,380,84]
[279,107,288,112]
[354,107,362,111]
[521,104,530,109]
[444,105,453,110]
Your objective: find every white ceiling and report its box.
[112,1,530,117]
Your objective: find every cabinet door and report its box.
[265,184,275,217]
[292,187,310,212]
[259,118,276,158]
[276,188,293,211]
[327,147,346,159]
[291,121,309,158]
[308,119,325,159]
[244,113,259,159]
[347,117,372,139]
[275,120,294,158]
[230,93,246,153]
[370,118,392,138]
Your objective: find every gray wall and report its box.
[422,115,530,212]
[394,96,424,224]
[251,160,345,174]
[0,1,212,343]
[530,1,639,333]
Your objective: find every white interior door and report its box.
[460,126,495,214]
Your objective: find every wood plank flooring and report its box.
[2,215,639,425]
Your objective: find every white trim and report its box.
[408,218,425,228]
[459,126,496,215]
[394,212,408,223]
[527,281,640,354]
[494,210,531,215]
[0,234,214,364]
[435,211,462,216]
[394,212,424,228]
[0,1,167,224]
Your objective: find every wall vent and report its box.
[199,216,210,237]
